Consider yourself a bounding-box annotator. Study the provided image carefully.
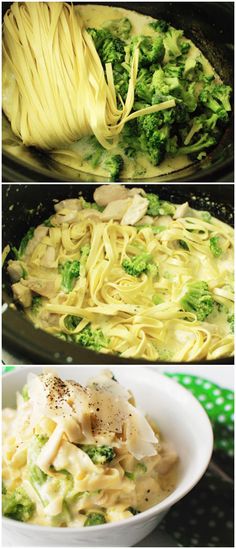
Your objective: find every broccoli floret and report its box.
[2,488,35,522]
[84,512,106,527]
[52,500,71,527]
[28,434,49,487]
[135,68,153,103]
[227,314,234,333]
[133,35,165,66]
[103,17,132,40]
[104,154,124,182]
[149,19,170,33]
[152,293,164,305]
[177,134,217,157]
[80,244,90,264]
[22,384,29,401]
[180,281,214,321]
[163,28,184,58]
[31,295,42,315]
[145,193,175,216]
[80,445,115,464]
[81,196,103,211]
[184,113,220,146]
[88,28,125,65]
[152,67,181,96]
[199,83,232,117]
[179,82,198,112]
[209,236,223,257]
[122,253,154,277]
[137,116,169,165]
[125,462,147,480]
[64,315,81,331]
[59,260,80,293]
[180,41,191,54]
[127,507,141,515]
[12,227,35,259]
[74,326,108,352]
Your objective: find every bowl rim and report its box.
[2,367,214,532]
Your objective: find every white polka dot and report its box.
[195,378,203,385]
[211,536,219,542]
[230,414,234,421]
[221,440,227,447]
[228,449,234,456]
[174,532,181,539]
[199,394,206,401]
[206,403,213,409]
[226,521,233,529]
[209,484,216,491]
[183,376,191,384]
[196,508,204,515]
[204,382,212,389]
[227,393,234,400]
[216,397,224,404]
[208,520,216,527]
[189,519,197,525]
[218,511,224,518]
[191,539,198,545]
[224,403,233,411]
[213,389,220,395]
[218,414,226,422]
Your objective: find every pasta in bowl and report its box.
[2,366,213,547]
[5,185,234,363]
[2,369,178,527]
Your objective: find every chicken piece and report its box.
[127,188,145,197]
[53,210,78,225]
[121,195,148,226]
[156,443,178,474]
[23,278,56,299]
[78,209,102,221]
[7,260,24,282]
[101,199,131,221]
[40,246,56,268]
[94,185,129,207]
[40,310,59,328]
[153,215,173,227]
[173,202,190,219]
[25,225,49,256]
[12,282,32,308]
[54,199,82,212]
[137,215,154,225]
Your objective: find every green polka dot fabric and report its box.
[162,373,234,547]
[166,373,234,456]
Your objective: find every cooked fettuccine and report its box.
[7,185,234,362]
[2,370,178,526]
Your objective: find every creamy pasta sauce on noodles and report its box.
[6,185,234,362]
[2,370,178,526]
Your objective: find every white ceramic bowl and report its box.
[2,366,213,547]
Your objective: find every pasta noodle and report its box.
[2,370,178,526]
[6,186,234,362]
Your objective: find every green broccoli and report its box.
[125,462,147,480]
[177,134,217,157]
[122,253,153,277]
[127,507,141,515]
[2,488,35,522]
[2,482,7,495]
[132,35,165,66]
[84,512,106,527]
[80,445,115,464]
[103,17,132,40]
[52,501,71,527]
[104,154,124,181]
[80,244,91,264]
[152,293,164,305]
[88,28,125,65]
[149,19,170,33]
[22,384,29,401]
[74,326,108,352]
[199,83,232,117]
[180,281,214,321]
[163,28,184,58]
[152,67,181,96]
[12,227,35,259]
[64,315,81,331]
[227,314,234,333]
[145,193,175,216]
[138,117,169,165]
[43,217,54,228]
[28,434,49,487]
[31,295,42,315]
[136,225,166,234]
[135,68,153,103]
[209,236,223,257]
[59,260,80,293]
[81,196,103,211]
